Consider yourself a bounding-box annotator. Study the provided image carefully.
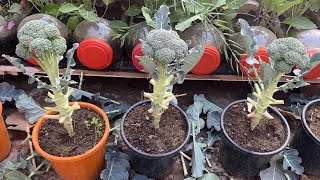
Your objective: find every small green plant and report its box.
[84,117,103,145]
[137,5,205,128]
[2,20,80,137]
[239,19,320,129]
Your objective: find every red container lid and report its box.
[304,48,320,79]
[191,45,221,75]
[77,38,113,70]
[27,57,39,66]
[239,47,270,77]
[132,43,145,71]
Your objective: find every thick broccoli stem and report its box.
[144,63,174,129]
[247,71,284,129]
[36,51,79,137]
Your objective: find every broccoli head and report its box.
[267,37,309,74]
[141,29,188,64]
[16,20,67,60]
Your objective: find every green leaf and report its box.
[154,5,171,30]
[100,151,130,180]
[260,61,274,87]
[212,0,227,9]
[8,3,22,15]
[42,4,60,16]
[4,171,31,180]
[126,4,141,17]
[309,0,320,12]
[276,0,301,15]
[78,7,98,22]
[186,100,205,135]
[15,93,45,124]
[225,0,248,10]
[136,56,157,75]
[109,20,129,29]
[141,7,155,28]
[175,15,202,32]
[182,42,205,74]
[283,16,318,30]
[103,103,131,120]
[59,3,80,13]
[67,16,79,31]
[282,149,304,175]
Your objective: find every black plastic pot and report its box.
[220,100,290,177]
[291,99,320,176]
[120,100,191,179]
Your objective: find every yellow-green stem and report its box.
[251,71,283,129]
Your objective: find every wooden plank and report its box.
[1,65,320,83]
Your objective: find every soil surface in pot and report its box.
[123,103,187,154]
[38,108,105,157]
[305,102,320,139]
[224,102,287,152]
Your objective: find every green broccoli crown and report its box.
[16,20,67,60]
[267,37,309,74]
[142,29,188,64]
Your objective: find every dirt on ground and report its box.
[38,108,105,157]
[223,102,287,152]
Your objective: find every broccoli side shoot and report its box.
[137,5,204,129]
[4,20,80,137]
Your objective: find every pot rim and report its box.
[32,102,110,162]
[221,99,291,156]
[120,100,191,158]
[301,99,320,143]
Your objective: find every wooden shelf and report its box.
[2,65,320,83]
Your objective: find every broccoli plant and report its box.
[2,20,80,137]
[239,19,320,129]
[137,5,205,129]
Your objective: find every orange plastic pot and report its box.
[32,102,110,180]
[304,48,320,79]
[239,47,270,77]
[0,101,11,161]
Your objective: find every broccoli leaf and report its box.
[184,173,220,180]
[260,160,288,180]
[289,93,319,104]
[15,93,45,124]
[238,18,259,65]
[0,82,21,102]
[131,174,154,180]
[282,149,304,175]
[112,118,122,143]
[206,130,220,149]
[186,140,207,178]
[126,4,142,17]
[4,171,31,180]
[260,61,274,87]
[154,5,171,30]
[137,56,157,77]
[182,42,205,74]
[290,103,304,117]
[103,103,131,120]
[100,151,130,180]
[186,100,205,136]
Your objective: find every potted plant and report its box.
[2,20,110,180]
[120,5,204,179]
[219,19,314,177]
[0,101,11,162]
[291,97,320,176]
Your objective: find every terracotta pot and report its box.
[0,101,11,161]
[32,102,110,180]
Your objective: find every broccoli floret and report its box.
[142,29,188,64]
[267,37,309,74]
[16,20,66,60]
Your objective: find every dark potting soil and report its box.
[223,102,287,152]
[305,103,320,139]
[38,108,105,157]
[123,103,187,154]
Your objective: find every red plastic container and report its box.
[191,45,221,75]
[27,57,39,66]
[239,47,270,77]
[131,43,144,71]
[303,48,320,79]
[77,38,114,70]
